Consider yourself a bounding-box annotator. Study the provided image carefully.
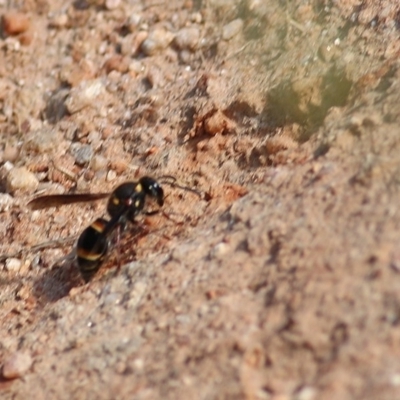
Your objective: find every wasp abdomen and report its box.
[76,218,109,282]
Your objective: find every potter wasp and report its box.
[28,177,164,282]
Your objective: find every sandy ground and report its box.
[1,0,400,399]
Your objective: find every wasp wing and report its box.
[28,193,110,210]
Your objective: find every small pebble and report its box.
[90,155,108,171]
[70,143,93,165]
[83,169,95,181]
[248,0,262,11]
[4,36,20,51]
[3,145,19,162]
[5,258,22,271]
[141,29,174,56]
[2,160,14,170]
[103,55,129,74]
[6,167,39,193]
[18,30,33,46]
[109,159,128,174]
[179,49,191,64]
[98,41,108,55]
[127,281,147,309]
[191,12,202,24]
[49,13,68,29]
[101,126,115,140]
[132,358,144,371]
[127,14,141,31]
[0,193,13,211]
[2,351,33,379]
[210,242,229,259]
[209,0,233,8]
[134,30,148,51]
[25,127,60,153]
[61,61,96,87]
[222,19,243,40]
[16,283,31,299]
[2,12,30,36]
[65,79,105,114]
[318,43,337,62]
[146,66,165,88]
[107,169,117,181]
[204,110,235,135]
[103,292,122,306]
[87,130,101,146]
[105,0,121,10]
[129,60,144,74]
[390,373,400,386]
[295,386,317,400]
[120,35,135,56]
[174,27,200,50]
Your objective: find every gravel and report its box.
[2,351,33,379]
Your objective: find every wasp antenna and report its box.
[181,185,204,198]
[157,175,177,184]
[157,175,203,199]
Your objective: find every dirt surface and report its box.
[1,0,400,398]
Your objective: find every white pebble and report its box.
[191,12,202,24]
[390,373,400,386]
[107,169,117,181]
[127,13,141,31]
[141,29,174,56]
[127,281,147,308]
[5,258,22,271]
[174,27,200,50]
[50,13,68,28]
[132,358,144,371]
[65,79,105,114]
[210,242,230,259]
[296,386,317,400]
[222,19,243,40]
[1,161,14,173]
[248,0,262,11]
[105,0,120,10]
[0,193,13,212]
[2,351,33,379]
[6,167,39,193]
[129,60,144,74]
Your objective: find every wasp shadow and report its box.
[32,253,83,303]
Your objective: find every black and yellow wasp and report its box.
[28,177,164,282]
